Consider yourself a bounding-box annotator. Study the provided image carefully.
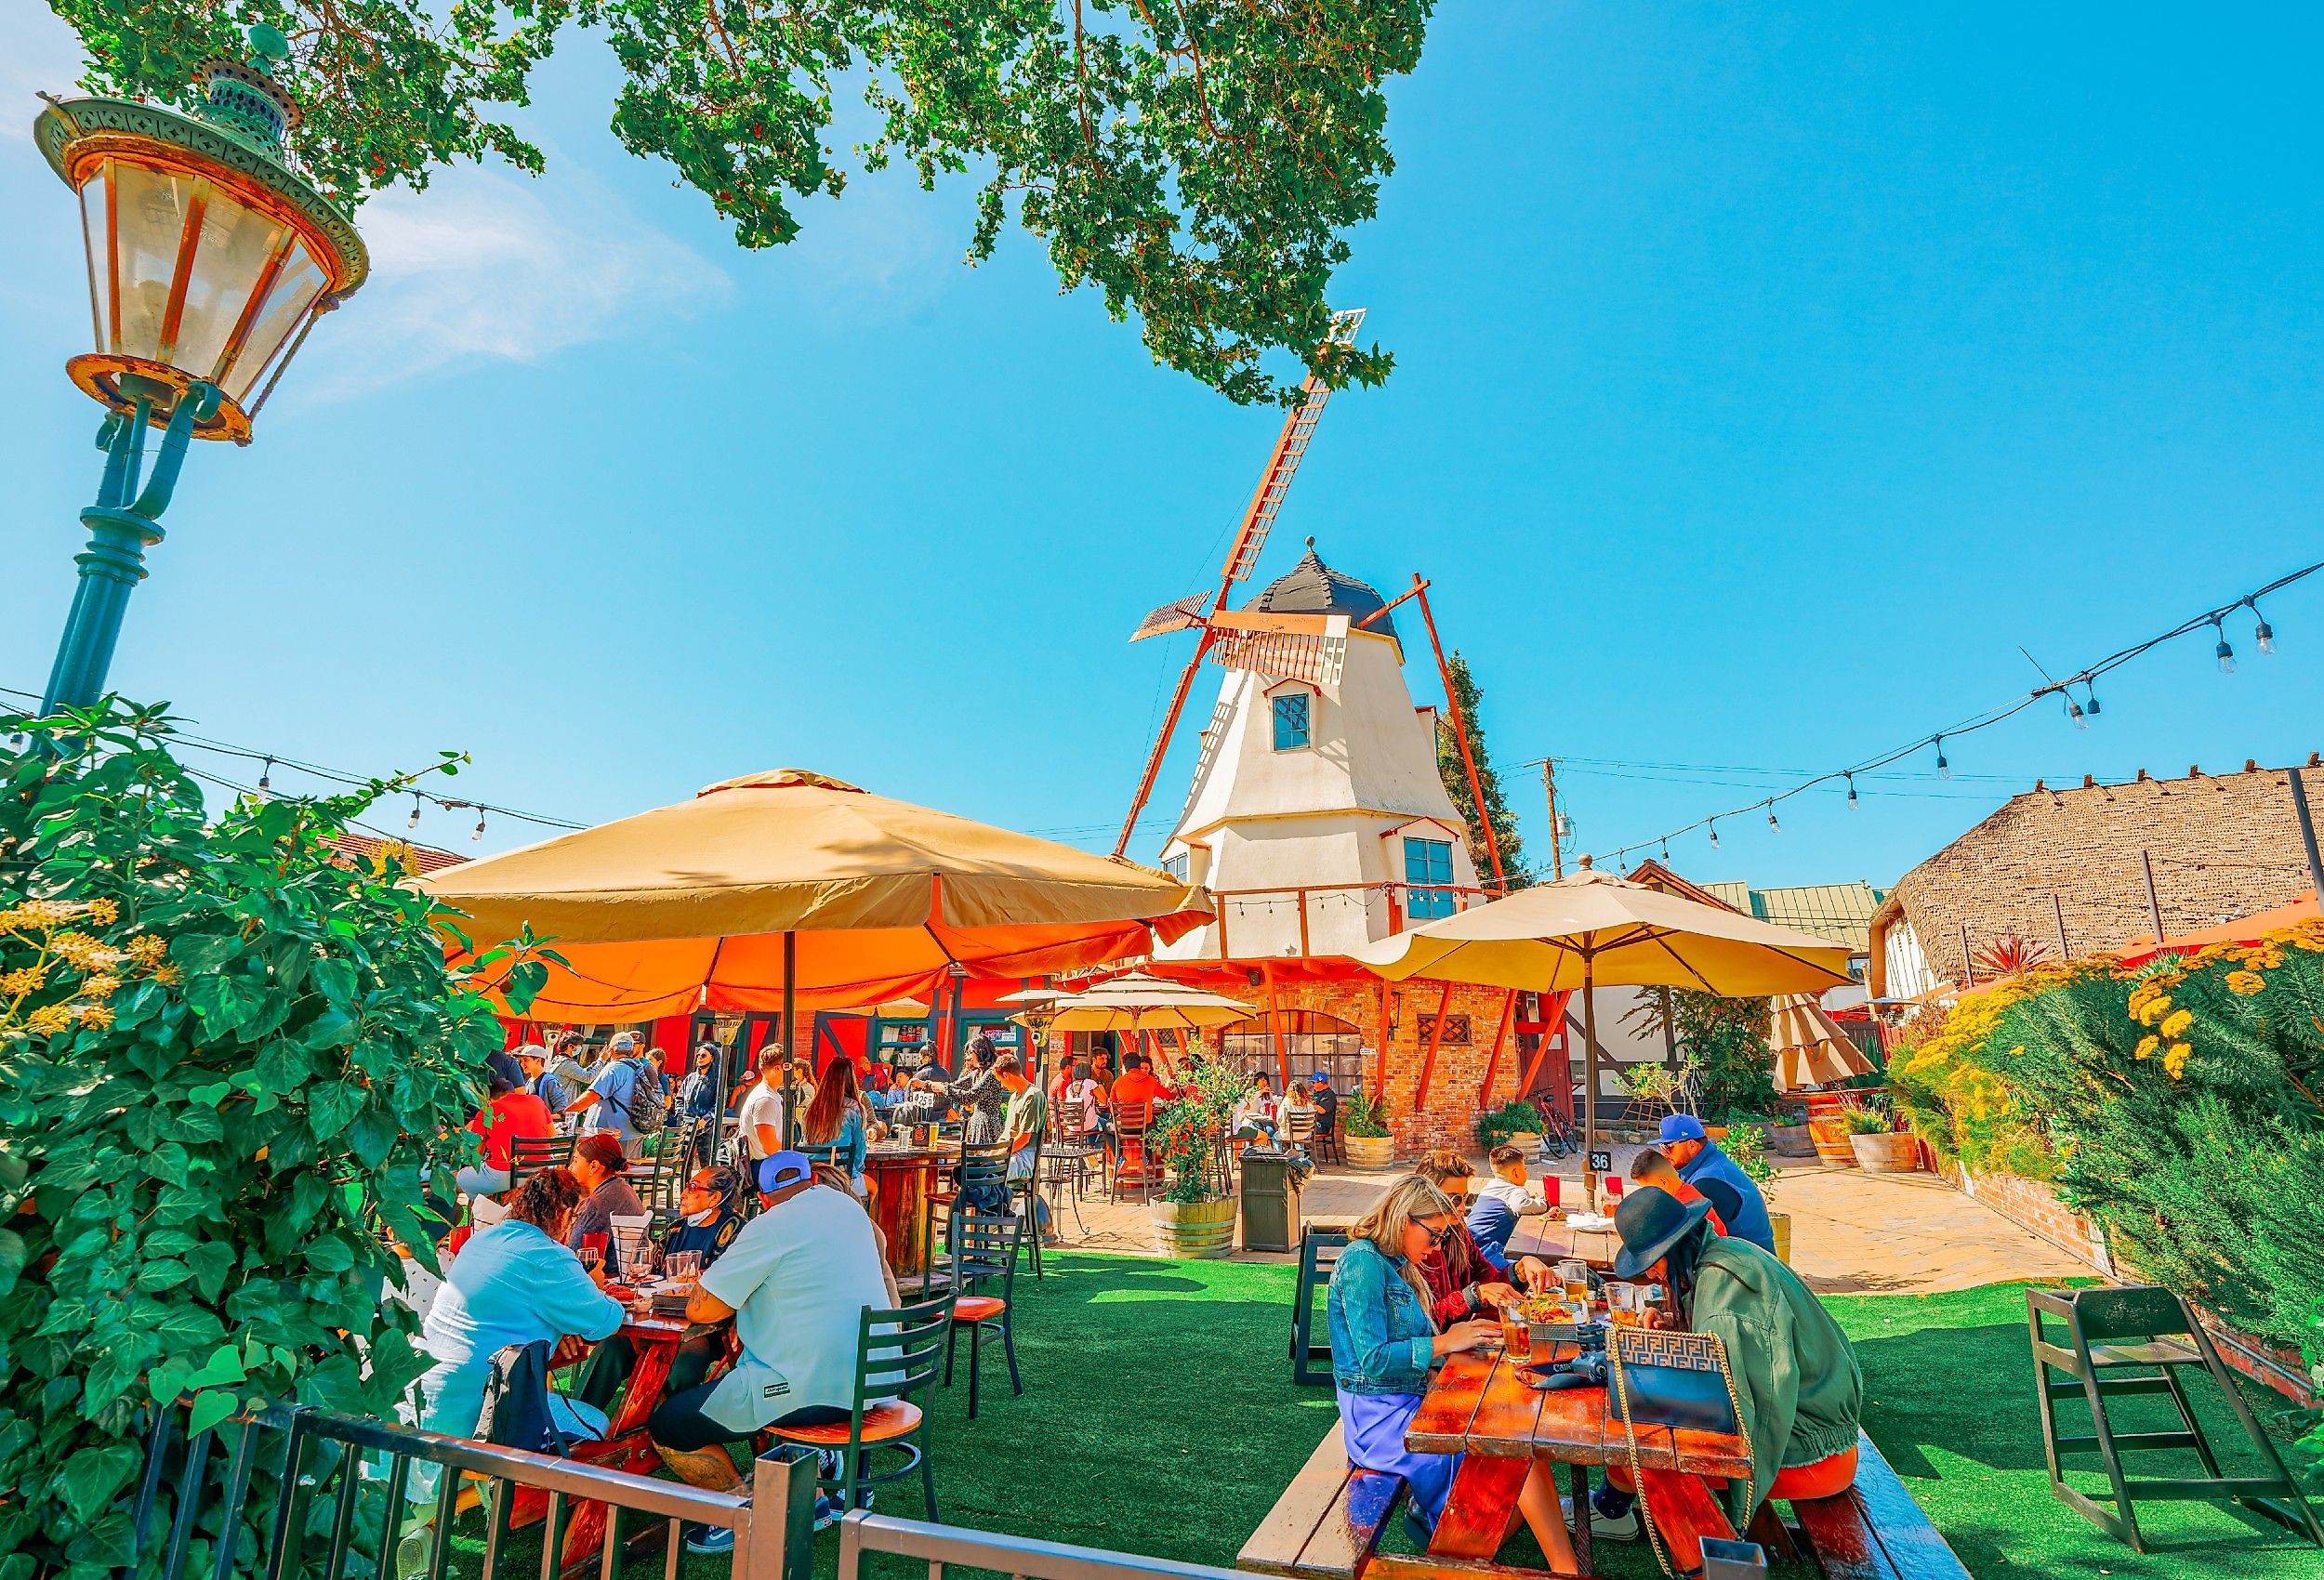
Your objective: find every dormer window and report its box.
[1163,851,1191,884]
[1272,691,1313,751]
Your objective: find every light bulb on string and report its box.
[1661,840,1671,862]
[1934,736,1951,780]
[2083,685,2100,718]
[2066,694,2087,730]
[2213,617,2236,674]
[407,794,422,830]
[1707,821,1721,849]
[2251,599,2277,654]
[472,812,487,843]
[1845,772,1858,809]
[1765,802,1780,832]
[257,757,273,792]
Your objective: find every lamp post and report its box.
[31,30,366,716]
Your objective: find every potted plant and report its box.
[1148,1063,1246,1257]
[1845,1102,1920,1173]
[1766,1101,1815,1158]
[1722,1122,1791,1263]
[1479,1098,1547,1153]
[1341,1089,1397,1168]
[1806,1103,1860,1167]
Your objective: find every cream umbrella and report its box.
[1019,973,1258,1076]
[418,769,1209,1139]
[1353,865,1853,1198]
[1769,994,1875,1092]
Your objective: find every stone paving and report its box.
[1035,1143,2093,1297]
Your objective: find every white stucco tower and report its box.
[1155,544,1481,962]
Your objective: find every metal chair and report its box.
[1108,1101,1158,1204]
[765,1293,954,1521]
[920,1137,1010,1294]
[506,1134,576,1195]
[944,1208,1024,1418]
[1310,1103,1345,1165]
[2027,1284,2324,1552]
[1005,1130,1046,1277]
[1289,1229,1349,1385]
[1038,1141,1094,1241]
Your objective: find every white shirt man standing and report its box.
[736,1051,788,1159]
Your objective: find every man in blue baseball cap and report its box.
[1657,1113,1775,1255]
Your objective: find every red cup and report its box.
[1541,1176,1561,1208]
[1604,1176,1624,1199]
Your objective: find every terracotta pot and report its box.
[1768,1124,1816,1158]
[1149,1197,1238,1259]
[1768,1211,1793,1265]
[1849,1131,1921,1174]
[1807,1116,1858,1167]
[1345,1135,1398,1170]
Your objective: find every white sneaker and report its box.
[1559,1494,1641,1542]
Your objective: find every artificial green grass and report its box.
[444,1257,2319,1580]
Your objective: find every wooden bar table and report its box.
[1508,1215,1621,1271]
[1395,1347,1750,1580]
[514,1310,695,1573]
[864,1143,950,1279]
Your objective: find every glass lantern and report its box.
[34,59,366,444]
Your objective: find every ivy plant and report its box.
[0,701,550,1578]
[45,0,1438,406]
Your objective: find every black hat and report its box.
[1611,1185,1716,1280]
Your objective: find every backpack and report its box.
[613,1056,667,1136]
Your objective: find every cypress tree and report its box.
[1436,652,1533,889]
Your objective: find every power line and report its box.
[1579,558,2324,866]
[0,684,588,837]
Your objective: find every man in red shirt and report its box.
[1629,1148,1729,1236]
[1107,1051,1176,1113]
[458,1049,555,1198]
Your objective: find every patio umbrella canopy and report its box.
[1769,993,1875,1093]
[416,770,1210,1022]
[1353,865,1853,1196]
[1022,972,1258,1034]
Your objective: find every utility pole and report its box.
[2290,766,2324,905]
[1541,758,1565,879]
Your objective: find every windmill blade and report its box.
[1208,612,1350,688]
[1132,593,1210,642]
[1221,308,1367,586]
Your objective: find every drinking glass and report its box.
[1558,1259,1591,1303]
[576,1244,603,1274]
[1605,1282,1643,1326]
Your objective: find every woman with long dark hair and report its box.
[1578,1187,1863,1569]
[920,1036,1010,1144]
[800,1058,870,1192]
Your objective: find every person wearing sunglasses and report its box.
[1411,1149,1555,1326]
[1327,1175,1578,1568]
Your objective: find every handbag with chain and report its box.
[1607,1327,1750,1577]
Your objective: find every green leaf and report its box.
[58,1442,137,1523]
[182,1343,246,1391]
[309,1083,365,1141]
[185,1388,237,1441]
[134,1258,193,1292]
[305,1235,357,1274]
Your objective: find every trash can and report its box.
[1241,1149,1307,1252]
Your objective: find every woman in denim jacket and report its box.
[1327,1177,1578,1569]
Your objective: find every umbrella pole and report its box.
[1582,955,1600,1210]
[781,931,797,1150]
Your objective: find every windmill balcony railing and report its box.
[1196,879,1502,961]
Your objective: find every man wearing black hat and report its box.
[1573,1186,1862,1565]
[456,1049,555,1199]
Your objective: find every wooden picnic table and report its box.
[516,1309,698,1572]
[1399,1345,1750,1580]
[1507,1215,1621,1271]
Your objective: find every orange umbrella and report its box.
[418,770,1209,1022]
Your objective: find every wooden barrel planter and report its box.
[1808,1115,1858,1167]
[1849,1131,1921,1173]
[1344,1134,1398,1170]
[1150,1197,1238,1258]
[1767,1123,1816,1158]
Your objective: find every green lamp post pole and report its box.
[32,29,366,715]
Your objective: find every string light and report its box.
[1844,772,1858,809]
[257,756,272,792]
[1707,820,1720,849]
[1586,555,2320,865]
[1765,802,1779,832]
[472,811,487,843]
[407,794,422,830]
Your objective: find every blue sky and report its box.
[3,5,2319,890]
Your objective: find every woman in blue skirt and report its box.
[1327,1175,1578,1571]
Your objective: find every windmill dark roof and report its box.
[1241,540,1397,639]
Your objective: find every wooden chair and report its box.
[944,1208,1024,1419]
[920,1137,1010,1294]
[764,1292,955,1521]
[1108,1101,1158,1204]
[1310,1104,1345,1166]
[2027,1285,2323,1552]
[1285,1104,1317,1150]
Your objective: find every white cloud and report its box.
[300,164,732,400]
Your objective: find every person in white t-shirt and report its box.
[650,1151,893,1551]
[736,1053,788,1160]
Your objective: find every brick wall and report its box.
[1939,1159,2114,1273]
[1895,758,2321,981]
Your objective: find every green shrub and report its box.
[1342,1089,1391,1139]
[1478,1099,1545,1151]
[1154,1060,1249,1205]
[0,703,553,1577]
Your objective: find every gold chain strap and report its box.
[1607,1329,1750,1580]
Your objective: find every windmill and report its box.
[1113,308,1368,857]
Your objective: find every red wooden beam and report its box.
[1516,989,1573,1106]
[1414,578,1507,889]
[1263,960,1290,1088]
[1477,990,1517,1111]
[1413,981,1454,1110]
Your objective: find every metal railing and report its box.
[119,1398,814,1580]
[836,1511,1252,1580]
